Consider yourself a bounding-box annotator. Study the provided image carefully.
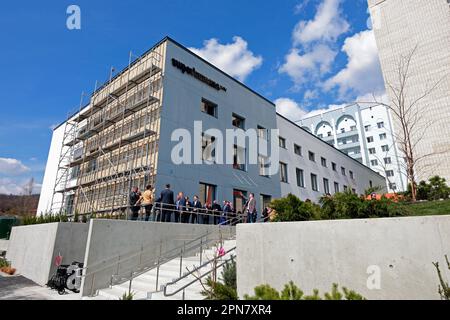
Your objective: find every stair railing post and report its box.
[199,237,203,265]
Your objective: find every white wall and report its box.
[277,115,386,202]
[236,215,450,300]
[37,125,66,215]
[6,223,89,286]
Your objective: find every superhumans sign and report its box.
[172,59,227,92]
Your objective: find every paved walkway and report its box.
[0,274,81,300]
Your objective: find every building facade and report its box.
[298,104,406,192]
[368,0,450,182]
[37,37,386,216]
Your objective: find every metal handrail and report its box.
[81,221,234,277]
[80,206,242,273]
[163,248,237,297]
[110,231,234,283]
[80,215,243,296]
[107,216,243,283]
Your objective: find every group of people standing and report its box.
[129,184,267,224]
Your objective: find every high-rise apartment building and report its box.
[299,104,407,193]
[368,0,450,182]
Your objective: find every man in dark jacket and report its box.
[129,187,141,221]
[159,184,175,223]
[211,200,222,225]
[191,195,202,224]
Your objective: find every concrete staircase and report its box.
[95,238,236,300]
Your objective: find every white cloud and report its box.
[324,29,385,98]
[294,0,311,14]
[304,89,319,101]
[279,44,337,85]
[280,0,349,90]
[293,0,349,46]
[0,177,41,195]
[0,178,24,195]
[275,98,308,121]
[189,36,263,82]
[302,103,346,119]
[0,158,30,175]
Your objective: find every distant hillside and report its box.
[0,194,39,217]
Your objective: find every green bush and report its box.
[244,282,365,300]
[269,192,408,223]
[201,259,238,300]
[120,291,135,300]
[0,257,10,268]
[21,213,70,226]
[407,176,450,201]
[270,194,322,222]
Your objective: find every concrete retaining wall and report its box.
[6,223,89,286]
[81,220,234,296]
[237,215,450,300]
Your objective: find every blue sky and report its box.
[0,0,386,194]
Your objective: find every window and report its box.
[371,160,379,166]
[369,148,376,154]
[327,131,332,137]
[260,194,272,212]
[364,125,371,132]
[384,157,392,164]
[279,137,286,149]
[233,145,246,171]
[71,165,80,179]
[381,145,389,152]
[340,128,345,133]
[377,122,385,128]
[202,133,216,163]
[257,126,268,140]
[87,159,97,173]
[350,171,354,179]
[343,185,348,192]
[389,183,397,191]
[318,134,323,138]
[321,157,327,167]
[280,162,288,183]
[334,182,340,193]
[294,144,302,156]
[201,98,217,118]
[332,162,337,171]
[350,125,357,131]
[352,188,356,194]
[232,114,245,129]
[323,178,330,194]
[308,151,315,162]
[386,170,395,177]
[341,167,346,176]
[379,133,387,140]
[367,136,374,143]
[199,183,216,206]
[259,155,270,177]
[369,180,373,188]
[296,168,305,187]
[311,174,318,191]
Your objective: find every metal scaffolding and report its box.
[50,44,164,216]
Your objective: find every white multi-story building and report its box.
[368,0,450,182]
[37,37,386,216]
[298,104,407,192]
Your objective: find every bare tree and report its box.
[359,45,445,201]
